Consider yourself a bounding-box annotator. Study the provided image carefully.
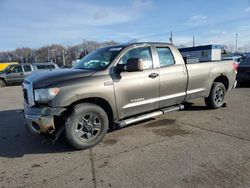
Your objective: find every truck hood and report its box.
[26,68,95,88]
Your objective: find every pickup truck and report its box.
[22,42,237,149]
[0,63,59,87]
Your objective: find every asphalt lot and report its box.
[1,85,250,188]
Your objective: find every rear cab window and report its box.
[156,47,175,67]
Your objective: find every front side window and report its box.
[119,47,153,69]
[10,65,23,73]
[156,47,175,67]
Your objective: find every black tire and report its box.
[65,103,109,150]
[0,79,5,87]
[205,82,226,109]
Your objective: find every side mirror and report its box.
[115,64,126,72]
[126,58,143,72]
[115,58,143,73]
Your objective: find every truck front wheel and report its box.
[205,82,226,109]
[65,103,109,149]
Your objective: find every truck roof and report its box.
[10,62,56,66]
[109,42,173,49]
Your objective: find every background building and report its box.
[179,45,222,62]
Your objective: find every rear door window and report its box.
[156,47,175,67]
[23,65,32,72]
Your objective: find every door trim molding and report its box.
[123,92,186,109]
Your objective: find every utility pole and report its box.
[193,35,195,47]
[235,32,238,53]
[169,31,173,44]
[62,50,65,67]
[47,48,50,62]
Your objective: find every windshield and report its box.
[74,46,123,70]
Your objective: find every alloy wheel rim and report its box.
[75,113,102,142]
[214,87,224,105]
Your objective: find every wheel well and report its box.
[0,78,6,83]
[214,75,229,90]
[68,97,114,129]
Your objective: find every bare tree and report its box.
[0,40,120,66]
[14,48,32,63]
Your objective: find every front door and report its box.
[113,46,160,119]
[5,65,24,84]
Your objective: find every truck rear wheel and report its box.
[0,79,5,87]
[65,103,109,150]
[205,82,226,109]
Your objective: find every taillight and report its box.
[233,62,238,73]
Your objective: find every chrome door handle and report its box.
[149,73,159,78]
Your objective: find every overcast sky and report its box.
[0,0,250,50]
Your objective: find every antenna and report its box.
[193,35,195,47]
[169,31,173,44]
[235,32,238,52]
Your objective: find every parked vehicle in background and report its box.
[237,55,250,83]
[22,42,237,150]
[222,54,244,64]
[0,62,18,71]
[0,62,59,87]
[33,62,59,70]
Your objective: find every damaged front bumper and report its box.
[24,105,66,135]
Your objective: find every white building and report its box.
[179,45,221,62]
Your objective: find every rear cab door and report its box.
[113,45,160,119]
[153,44,188,108]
